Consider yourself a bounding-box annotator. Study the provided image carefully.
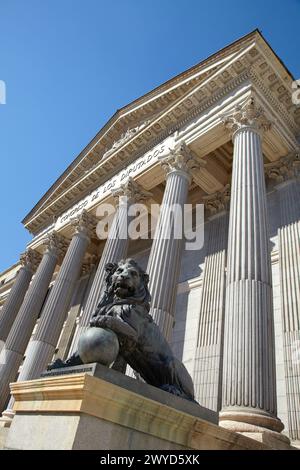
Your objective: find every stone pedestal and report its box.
[3,363,272,450]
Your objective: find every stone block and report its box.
[5,364,269,450]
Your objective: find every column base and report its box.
[291,440,300,449]
[219,409,291,450]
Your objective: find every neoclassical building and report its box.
[0,30,299,448]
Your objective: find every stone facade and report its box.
[0,30,299,448]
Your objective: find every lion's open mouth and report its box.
[115,280,129,289]
[114,280,135,297]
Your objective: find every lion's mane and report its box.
[93,259,152,320]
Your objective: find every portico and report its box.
[0,30,299,448]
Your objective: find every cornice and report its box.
[248,68,298,135]
[24,72,249,236]
[21,37,260,230]
[119,30,265,116]
[23,37,299,235]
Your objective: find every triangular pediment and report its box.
[23,29,299,235]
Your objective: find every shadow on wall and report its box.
[171,291,189,362]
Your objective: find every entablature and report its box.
[22,31,300,237]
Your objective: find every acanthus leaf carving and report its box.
[19,249,42,273]
[159,142,205,181]
[222,97,272,136]
[203,184,231,216]
[112,177,152,204]
[42,231,69,260]
[265,150,300,183]
[71,210,98,240]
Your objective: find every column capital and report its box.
[112,177,152,205]
[19,249,42,273]
[222,97,272,138]
[265,150,300,184]
[71,210,98,240]
[159,142,204,181]
[203,184,231,217]
[42,231,69,260]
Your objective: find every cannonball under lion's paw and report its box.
[78,327,119,366]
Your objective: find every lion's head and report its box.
[101,259,151,308]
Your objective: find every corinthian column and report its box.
[14,210,97,382]
[193,185,230,411]
[219,98,288,446]
[266,151,300,442]
[147,142,203,341]
[75,178,151,342]
[0,249,41,346]
[0,232,67,412]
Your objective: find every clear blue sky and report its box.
[0,0,299,272]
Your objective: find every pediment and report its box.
[23,30,299,235]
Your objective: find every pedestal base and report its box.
[5,364,273,450]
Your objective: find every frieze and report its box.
[27,58,299,234]
[102,120,151,159]
[55,136,175,230]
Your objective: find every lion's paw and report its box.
[47,358,65,371]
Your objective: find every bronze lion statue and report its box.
[48,259,195,401]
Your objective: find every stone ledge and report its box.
[40,362,217,423]
[7,365,270,450]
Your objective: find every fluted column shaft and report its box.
[147,172,189,340]
[278,180,300,441]
[193,207,229,411]
[15,212,95,382]
[147,142,200,341]
[220,99,282,434]
[266,152,300,441]
[68,266,96,356]
[0,250,40,346]
[0,237,61,411]
[75,178,151,344]
[78,199,130,331]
